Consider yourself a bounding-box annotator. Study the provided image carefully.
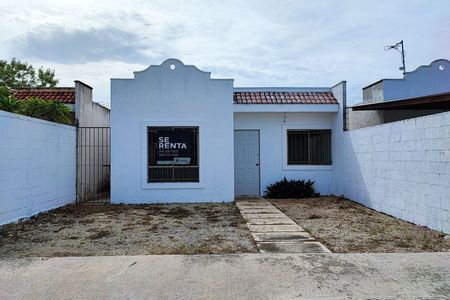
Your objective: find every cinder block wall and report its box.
[342,111,450,233]
[0,111,76,225]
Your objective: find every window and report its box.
[287,130,331,165]
[147,127,199,182]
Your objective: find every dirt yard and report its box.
[270,197,450,253]
[0,203,257,257]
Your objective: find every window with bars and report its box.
[148,126,199,182]
[287,130,331,165]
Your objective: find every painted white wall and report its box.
[111,59,234,203]
[75,80,110,127]
[0,110,76,225]
[330,81,346,196]
[233,112,336,195]
[342,111,450,234]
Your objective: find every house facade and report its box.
[111,59,346,203]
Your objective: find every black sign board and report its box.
[155,130,192,165]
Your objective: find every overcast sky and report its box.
[1,0,449,105]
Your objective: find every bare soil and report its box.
[270,197,450,253]
[0,203,257,257]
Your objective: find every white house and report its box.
[111,59,346,204]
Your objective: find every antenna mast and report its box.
[385,40,406,77]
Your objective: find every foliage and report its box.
[0,58,59,89]
[0,95,23,113]
[21,97,50,118]
[0,58,68,124]
[0,85,10,99]
[0,96,72,125]
[265,177,316,199]
[45,99,72,124]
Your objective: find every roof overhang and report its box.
[233,104,339,113]
[352,92,450,111]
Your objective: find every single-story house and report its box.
[111,59,346,203]
[14,80,110,127]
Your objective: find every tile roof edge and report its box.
[13,87,75,91]
[233,87,332,92]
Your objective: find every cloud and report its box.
[16,26,151,64]
[1,0,449,104]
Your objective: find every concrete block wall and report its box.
[0,110,76,225]
[342,111,450,233]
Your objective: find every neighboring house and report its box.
[13,80,110,127]
[348,59,450,130]
[111,59,345,203]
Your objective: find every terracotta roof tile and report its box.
[13,88,75,104]
[233,91,337,104]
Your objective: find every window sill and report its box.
[142,182,205,190]
[282,165,333,171]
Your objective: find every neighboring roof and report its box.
[352,91,450,111]
[233,89,338,105]
[362,59,450,90]
[13,88,76,104]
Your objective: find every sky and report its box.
[1,0,449,105]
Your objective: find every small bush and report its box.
[265,177,316,199]
[0,95,22,113]
[0,96,72,125]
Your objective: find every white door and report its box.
[234,130,260,196]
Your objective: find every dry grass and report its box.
[0,203,256,258]
[270,196,450,253]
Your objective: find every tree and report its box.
[0,58,59,89]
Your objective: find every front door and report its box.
[234,130,260,196]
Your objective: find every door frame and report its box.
[233,129,261,196]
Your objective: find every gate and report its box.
[76,127,111,203]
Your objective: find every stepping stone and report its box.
[257,241,331,253]
[241,213,287,219]
[240,209,281,214]
[236,200,266,204]
[236,203,275,208]
[238,206,276,211]
[252,232,314,242]
[246,218,296,225]
[247,224,305,232]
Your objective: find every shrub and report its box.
[0,96,72,125]
[265,177,316,199]
[0,95,23,113]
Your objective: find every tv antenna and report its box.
[385,40,406,77]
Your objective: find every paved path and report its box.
[1,253,449,299]
[236,197,330,253]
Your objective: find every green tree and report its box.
[0,58,59,89]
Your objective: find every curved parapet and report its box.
[383,59,450,100]
[133,58,213,80]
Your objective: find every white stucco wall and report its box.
[75,81,110,127]
[111,59,234,203]
[342,111,450,233]
[0,111,76,225]
[233,112,336,195]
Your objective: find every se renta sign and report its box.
[156,130,192,165]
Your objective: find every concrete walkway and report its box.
[236,197,330,253]
[1,253,449,299]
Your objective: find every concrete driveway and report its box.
[1,253,449,299]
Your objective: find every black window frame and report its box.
[147,126,199,183]
[287,129,332,165]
